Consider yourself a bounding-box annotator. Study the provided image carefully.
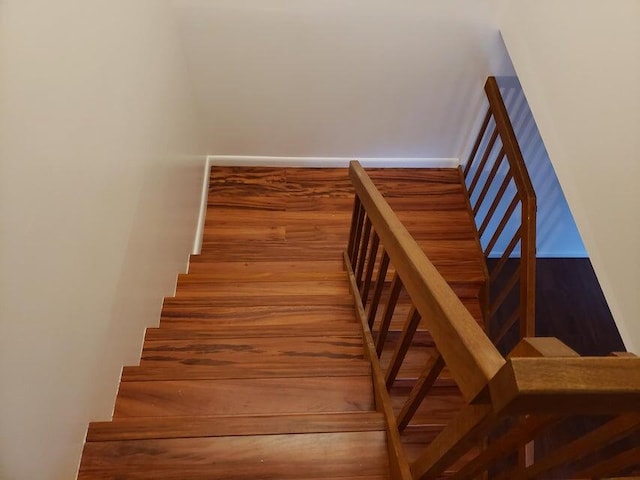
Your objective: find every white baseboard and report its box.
[192,156,213,255]
[208,155,459,168]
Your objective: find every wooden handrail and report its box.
[349,161,505,402]
[464,76,537,350]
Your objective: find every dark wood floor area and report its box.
[489,257,625,356]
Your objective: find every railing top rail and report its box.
[349,161,505,402]
[484,76,536,207]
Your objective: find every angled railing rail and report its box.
[463,76,537,352]
[345,160,640,479]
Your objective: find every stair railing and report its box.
[345,160,505,479]
[463,76,536,351]
[345,161,640,479]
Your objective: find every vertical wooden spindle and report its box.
[375,274,403,357]
[367,250,390,329]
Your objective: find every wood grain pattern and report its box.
[78,165,500,479]
[350,161,503,403]
[140,336,365,367]
[160,304,357,328]
[145,323,361,341]
[79,431,389,479]
[114,376,374,417]
[87,412,386,441]
[121,361,371,382]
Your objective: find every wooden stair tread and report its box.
[87,411,386,441]
[187,259,345,273]
[163,294,355,307]
[161,303,356,322]
[145,323,362,340]
[122,360,371,381]
[79,431,390,480]
[178,270,347,284]
[139,336,365,367]
[114,376,374,417]
[174,280,350,298]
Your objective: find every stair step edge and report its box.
[121,361,372,382]
[87,411,386,442]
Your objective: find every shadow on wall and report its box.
[465,75,587,258]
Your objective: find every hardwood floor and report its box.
[77,166,486,479]
[489,257,625,356]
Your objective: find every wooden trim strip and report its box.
[350,161,505,401]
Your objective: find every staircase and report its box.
[77,166,485,479]
[78,78,640,479]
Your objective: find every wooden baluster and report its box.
[347,195,361,263]
[350,203,366,270]
[572,440,640,479]
[451,414,558,480]
[397,353,445,431]
[519,197,536,339]
[375,273,403,357]
[473,149,506,216]
[489,228,521,282]
[483,195,519,257]
[356,217,372,288]
[411,404,497,480]
[464,108,492,178]
[467,128,499,198]
[367,250,390,329]
[494,414,640,480]
[385,306,422,389]
[492,308,520,346]
[361,231,380,308]
[489,266,520,318]
[479,172,513,238]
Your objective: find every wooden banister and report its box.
[344,77,638,479]
[349,161,505,402]
[464,76,537,351]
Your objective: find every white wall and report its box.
[499,1,640,352]
[172,0,514,158]
[0,1,204,478]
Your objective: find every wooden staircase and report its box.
[77,166,485,479]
